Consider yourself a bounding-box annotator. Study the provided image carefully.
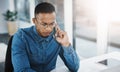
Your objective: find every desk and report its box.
[51,66,69,72]
[78,51,120,72]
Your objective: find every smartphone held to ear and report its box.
[53,27,56,35]
[53,26,60,37]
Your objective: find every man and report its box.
[12,2,79,72]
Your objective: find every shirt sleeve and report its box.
[59,45,80,72]
[12,32,36,72]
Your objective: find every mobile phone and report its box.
[53,26,60,37]
[53,27,56,35]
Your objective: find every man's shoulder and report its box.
[14,26,34,37]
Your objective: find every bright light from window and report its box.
[64,0,73,44]
[110,0,120,21]
[97,0,110,55]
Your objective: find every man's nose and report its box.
[45,26,51,31]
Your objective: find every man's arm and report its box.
[55,24,80,72]
[12,32,36,72]
[59,45,80,72]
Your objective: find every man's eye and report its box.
[42,24,47,26]
[50,24,53,26]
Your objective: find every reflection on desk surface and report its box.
[97,58,120,68]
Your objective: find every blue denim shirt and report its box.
[12,26,79,72]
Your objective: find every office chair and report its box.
[4,36,13,72]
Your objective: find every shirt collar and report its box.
[33,26,53,42]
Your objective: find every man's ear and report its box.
[32,18,36,25]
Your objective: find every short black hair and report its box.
[35,2,55,15]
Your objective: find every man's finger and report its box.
[55,23,60,31]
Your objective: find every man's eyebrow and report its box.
[42,22,55,24]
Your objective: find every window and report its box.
[74,0,97,58]
[14,0,30,23]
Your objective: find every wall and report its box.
[0,0,9,34]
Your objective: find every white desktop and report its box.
[78,51,120,72]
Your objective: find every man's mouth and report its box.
[44,32,51,35]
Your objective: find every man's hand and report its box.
[55,24,70,47]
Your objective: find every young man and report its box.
[12,2,79,72]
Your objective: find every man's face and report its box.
[33,12,56,37]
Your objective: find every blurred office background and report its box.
[1,0,120,72]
